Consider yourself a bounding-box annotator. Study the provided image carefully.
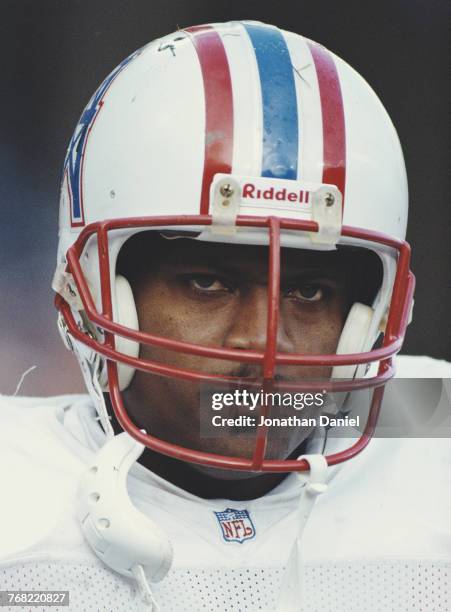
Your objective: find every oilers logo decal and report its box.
[63,49,141,227]
[214,508,256,544]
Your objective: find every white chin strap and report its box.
[276,454,329,611]
[77,432,173,610]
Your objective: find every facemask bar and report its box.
[55,214,415,472]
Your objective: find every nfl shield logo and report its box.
[214,508,256,544]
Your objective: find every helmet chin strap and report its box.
[276,454,329,611]
[274,305,382,610]
[77,432,173,610]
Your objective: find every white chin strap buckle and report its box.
[77,432,173,584]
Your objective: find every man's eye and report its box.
[189,276,229,292]
[286,284,325,302]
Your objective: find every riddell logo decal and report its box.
[242,183,310,204]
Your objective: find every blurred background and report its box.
[1,0,450,396]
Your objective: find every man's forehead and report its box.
[147,235,351,276]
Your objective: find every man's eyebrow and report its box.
[283,267,344,276]
[159,257,344,279]
[159,256,237,270]
[159,260,257,277]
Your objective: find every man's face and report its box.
[120,233,356,468]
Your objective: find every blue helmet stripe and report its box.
[242,23,299,180]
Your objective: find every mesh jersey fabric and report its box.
[1,559,449,611]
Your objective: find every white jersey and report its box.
[0,355,450,612]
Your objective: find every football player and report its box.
[1,21,450,612]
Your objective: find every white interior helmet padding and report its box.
[331,303,374,380]
[105,274,139,391]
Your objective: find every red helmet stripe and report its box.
[186,25,234,214]
[307,42,346,204]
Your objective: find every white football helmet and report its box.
[53,21,414,472]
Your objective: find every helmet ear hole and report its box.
[332,303,374,380]
[101,275,139,392]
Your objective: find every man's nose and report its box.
[224,286,293,353]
